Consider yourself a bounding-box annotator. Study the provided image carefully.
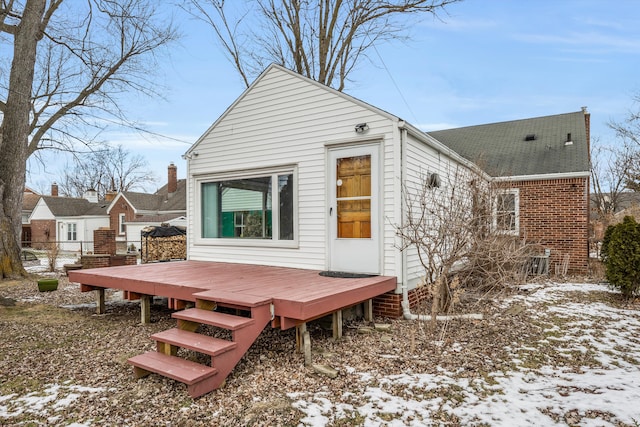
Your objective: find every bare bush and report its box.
[45,241,60,273]
[396,165,538,321]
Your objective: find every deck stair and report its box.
[128,290,273,398]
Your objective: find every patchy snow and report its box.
[289,282,640,426]
[0,382,105,423]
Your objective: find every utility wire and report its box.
[371,43,420,125]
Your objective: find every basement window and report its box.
[493,189,519,235]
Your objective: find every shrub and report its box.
[602,216,640,298]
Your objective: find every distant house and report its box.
[29,186,109,252]
[21,187,42,246]
[182,64,590,316]
[106,163,186,251]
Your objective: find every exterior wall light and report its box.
[355,123,369,133]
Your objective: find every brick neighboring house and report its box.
[429,110,591,274]
[29,185,110,251]
[107,163,186,251]
[21,187,42,246]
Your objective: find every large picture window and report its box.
[201,170,295,242]
[494,189,519,234]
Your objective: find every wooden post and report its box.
[332,310,343,340]
[303,331,311,366]
[140,295,151,324]
[95,288,105,315]
[364,299,373,322]
[296,323,307,353]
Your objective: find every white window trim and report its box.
[119,213,126,235]
[493,188,519,235]
[194,165,298,248]
[67,222,77,241]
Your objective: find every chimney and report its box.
[51,182,58,197]
[105,190,117,202]
[168,162,177,194]
[83,188,98,203]
[582,106,591,154]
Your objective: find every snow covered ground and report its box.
[289,283,640,426]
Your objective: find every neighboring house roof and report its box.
[115,179,186,214]
[39,196,109,217]
[128,213,186,223]
[22,193,41,211]
[427,111,590,178]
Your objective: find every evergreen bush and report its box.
[602,216,640,298]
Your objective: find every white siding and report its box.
[186,66,400,273]
[402,135,474,290]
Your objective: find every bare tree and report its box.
[396,166,536,324]
[590,138,634,221]
[609,96,640,193]
[0,1,178,279]
[58,145,157,200]
[184,0,462,90]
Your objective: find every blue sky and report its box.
[26,0,640,191]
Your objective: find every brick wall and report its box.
[81,254,137,269]
[512,176,589,274]
[30,219,56,248]
[81,254,111,269]
[373,286,431,318]
[109,197,135,236]
[94,229,116,255]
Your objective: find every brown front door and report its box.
[329,144,380,274]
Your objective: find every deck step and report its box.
[128,351,217,385]
[173,308,255,330]
[193,289,272,307]
[152,328,237,357]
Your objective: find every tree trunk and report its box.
[0,0,46,279]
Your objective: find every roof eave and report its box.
[493,171,590,182]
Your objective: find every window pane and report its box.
[279,174,294,240]
[220,177,272,238]
[201,182,220,238]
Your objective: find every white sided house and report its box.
[184,64,481,316]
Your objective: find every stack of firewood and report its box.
[141,227,186,263]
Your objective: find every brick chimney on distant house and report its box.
[105,190,117,202]
[51,182,58,197]
[582,106,591,154]
[168,162,177,194]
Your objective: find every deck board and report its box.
[68,261,397,326]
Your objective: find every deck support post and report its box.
[95,288,105,315]
[296,323,307,353]
[140,295,151,324]
[364,299,373,322]
[332,310,343,340]
[303,331,312,366]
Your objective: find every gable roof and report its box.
[40,196,108,217]
[185,64,400,157]
[113,179,186,213]
[427,111,590,178]
[22,193,41,211]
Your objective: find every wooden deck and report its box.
[69,260,396,397]
[68,260,396,329]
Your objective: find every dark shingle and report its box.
[428,111,590,178]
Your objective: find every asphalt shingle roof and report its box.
[122,179,186,212]
[427,111,590,178]
[40,196,108,216]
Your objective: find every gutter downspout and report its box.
[398,121,417,320]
